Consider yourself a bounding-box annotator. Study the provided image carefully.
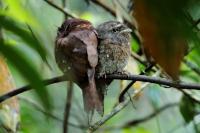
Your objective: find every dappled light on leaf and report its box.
[0,40,51,111]
[1,0,37,26]
[0,15,48,62]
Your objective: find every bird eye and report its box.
[64,24,70,31]
[112,28,117,32]
[57,27,62,35]
[58,27,62,32]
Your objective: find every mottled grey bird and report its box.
[95,21,131,113]
[96,21,131,76]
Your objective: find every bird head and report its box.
[97,21,132,44]
[57,18,93,38]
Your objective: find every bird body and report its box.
[95,21,131,112]
[96,21,131,76]
[97,41,130,76]
[55,19,102,113]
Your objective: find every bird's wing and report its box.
[73,30,98,68]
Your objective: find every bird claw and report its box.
[113,70,130,77]
[96,72,107,79]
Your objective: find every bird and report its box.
[55,18,102,114]
[95,21,132,111]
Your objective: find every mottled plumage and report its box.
[95,21,131,113]
[96,21,131,76]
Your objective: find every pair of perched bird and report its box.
[55,19,131,115]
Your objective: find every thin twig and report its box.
[61,0,68,19]
[61,0,73,132]
[88,98,130,132]
[183,59,200,76]
[90,0,141,43]
[19,96,87,129]
[131,53,200,104]
[131,53,200,105]
[194,18,200,27]
[90,0,115,16]
[88,72,161,132]
[90,0,137,29]
[88,81,150,132]
[90,0,137,30]
[63,81,74,133]
[121,103,179,128]
[43,0,76,18]
[131,52,147,66]
[19,97,63,122]
[98,103,179,132]
[119,64,154,102]
[179,89,200,104]
[62,0,66,8]
[127,0,134,13]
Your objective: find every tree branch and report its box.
[97,103,179,132]
[122,103,179,128]
[63,82,73,133]
[179,89,200,104]
[0,75,66,103]
[184,59,200,76]
[43,0,76,18]
[119,64,154,102]
[88,99,130,132]
[88,80,150,132]
[88,71,160,132]
[1,74,200,104]
[90,0,142,43]
[106,74,200,89]
[90,0,137,29]
[194,18,200,27]
[102,103,178,130]
[131,52,147,66]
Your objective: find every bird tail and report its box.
[81,69,103,115]
[95,78,112,115]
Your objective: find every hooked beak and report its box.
[113,23,123,29]
[120,27,132,33]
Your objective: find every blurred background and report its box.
[0,0,200,133]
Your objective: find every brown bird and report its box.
[55,19,102,114]
[96,21,132,110]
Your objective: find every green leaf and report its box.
[2,0,37,26]
[0,41,51,110]
[179,95,196,123]
[0,15,48,62]
[131,37,140,53]
[122,128,133,133]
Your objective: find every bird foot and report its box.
[114,70,130,76]
[96,72,107,79]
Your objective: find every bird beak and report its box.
[120,28,132,33]
[113,23,123,29]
